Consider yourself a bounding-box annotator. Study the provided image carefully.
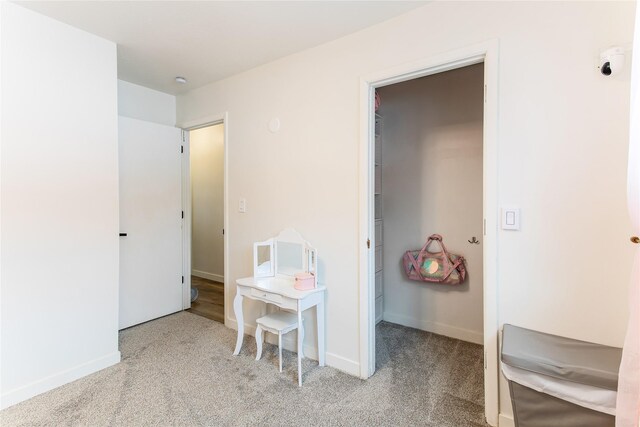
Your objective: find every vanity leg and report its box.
[278,333,283,373]
[317,300,326,367]
[297,310,304,387]
[233,293,244,356]
[255,325,264,360]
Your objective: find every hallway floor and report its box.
[188,275,224,323]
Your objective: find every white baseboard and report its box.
[192,270,224,283]
[382,312,483,345]
[498,413,515,427]
[325,352,360,376]
[0,351,121,410]
[226,317,359,376]
[498,414,516,427]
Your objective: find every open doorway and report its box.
[359,42,499,426]
[374,63,485,422]
[186,123,225,323]
[375,64,484,338]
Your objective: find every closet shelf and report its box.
[375,112,383,325]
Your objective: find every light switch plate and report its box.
[502,207,520,230]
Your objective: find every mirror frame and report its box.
[274,228,306,278]
[253,238,275,278]
[252,229,318,285]
[275,241,305,277]
[253,228,318,286]
[274,229,318,286]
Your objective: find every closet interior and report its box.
[374,63,485,346]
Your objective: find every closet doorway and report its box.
[375,64,484,336]
[182,120,227,324]
[358,43,499,426]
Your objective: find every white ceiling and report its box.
[16,1,427,95]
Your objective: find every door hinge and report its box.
[182,130,185,142]
[367,238,371,249]
[181,145,184,153]
[484,84,487,103]
[181,275,184,284]
[181,210,184,219]
[222,228,225,235]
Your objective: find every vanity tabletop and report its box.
[236,276,326,300]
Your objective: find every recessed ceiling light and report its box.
[175,76,187,84]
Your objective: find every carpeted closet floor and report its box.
[0,312,489,427]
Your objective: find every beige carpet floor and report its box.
[1,312,489,426]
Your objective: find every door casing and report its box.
[357,40,500,426]
[179,113,230,327]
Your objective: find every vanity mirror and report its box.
[253,239,274,278]
[276,241,303,276]
[252,228,317,284]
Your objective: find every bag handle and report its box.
[419,234,454,272]
[419,234,444,252]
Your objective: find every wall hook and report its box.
[468,237,480,244]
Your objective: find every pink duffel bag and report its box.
[403,234,466,285]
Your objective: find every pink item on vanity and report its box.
[294,272,315,290]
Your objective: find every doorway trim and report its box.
[179,112,230,327]
[358,40,499,426]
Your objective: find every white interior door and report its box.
[119,116,183,330]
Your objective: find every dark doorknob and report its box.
[119,233,127,237]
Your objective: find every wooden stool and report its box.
[255,312,303,381]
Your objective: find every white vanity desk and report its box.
[232,277,326,364]
[232,229,326,385]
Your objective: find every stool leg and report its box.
[255,325,264,361]
[278,333,283,373]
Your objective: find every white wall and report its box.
[378,64,484,344]
[176,1,635,421]
[118,79,176,126]
[191,124,225,281]
[1,3,120,408]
